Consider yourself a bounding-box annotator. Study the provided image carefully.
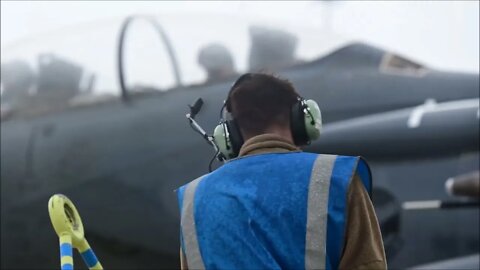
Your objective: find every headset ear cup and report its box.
[225,119,244,158]
[213,120,244,160]
[290,99,322,145]
[290,100,308,145]
[304,99,322,141]
[213,124,233,159]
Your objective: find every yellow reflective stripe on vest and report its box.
[305,154,337,270]
[181,176,206,270]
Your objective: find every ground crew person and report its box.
[177,73,387,270]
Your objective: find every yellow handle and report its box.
[48,194,85,247]
[48,194,104,270]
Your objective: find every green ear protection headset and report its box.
[213,73,322,160]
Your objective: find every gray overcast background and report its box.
[1,1,479,91]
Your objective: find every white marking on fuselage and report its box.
[403,200,441,210]
[407,98,480,128]
[407,98,437,128]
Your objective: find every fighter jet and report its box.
[1,16,478,269]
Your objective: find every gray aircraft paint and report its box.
[1,43,479,269]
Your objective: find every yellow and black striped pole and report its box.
[48,194,103,270]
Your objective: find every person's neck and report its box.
[244,127,294,145]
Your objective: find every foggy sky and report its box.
[1,1,478,91]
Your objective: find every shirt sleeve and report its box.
[180,248,188,270]
[338,174,387,270]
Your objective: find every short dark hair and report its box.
[227,73,299,136]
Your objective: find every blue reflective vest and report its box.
[177,152,372,270]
